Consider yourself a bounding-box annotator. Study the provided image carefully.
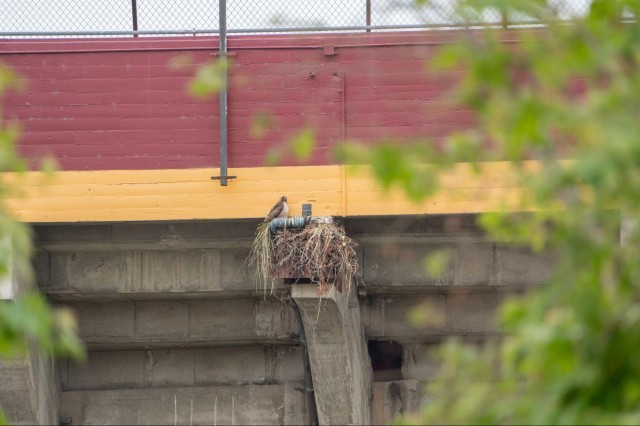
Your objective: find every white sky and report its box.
[0,0,592,34]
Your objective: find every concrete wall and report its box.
[58,347,304,390]
[64,299,296,350]
[0,270,59,425]
[24,214,555,425]
[0,342,59,425]
[61,384,307,425]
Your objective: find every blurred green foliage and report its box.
[361,0,640,424]
[0,64,84,424]
[188,58,229,100]
[265,127,318,166]
[169,53,230,100]
[185,2,640,422]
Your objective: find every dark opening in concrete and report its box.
[368,340,404,382]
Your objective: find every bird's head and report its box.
[281,196,287,202]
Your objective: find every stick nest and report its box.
[248,218,359,294]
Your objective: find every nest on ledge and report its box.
[248,217,359,295]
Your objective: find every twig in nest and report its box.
[271,219,359,294]
[248,218,359,298]
[246,223,277,296]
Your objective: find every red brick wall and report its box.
[0,32,474,171]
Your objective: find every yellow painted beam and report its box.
[3,162,532,223]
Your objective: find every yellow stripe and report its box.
[3,162,533,223]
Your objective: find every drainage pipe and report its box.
[268,216,310,234]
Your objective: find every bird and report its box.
[263,196,289,223]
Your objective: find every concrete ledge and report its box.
[59,346,304,390]
[362,240,554,287]
[60,384,305,425]
[42,248,257,295]
[63,292,507,351]
[361,293,504,342]
[65,299,297,350]
[34,222,258,251]
[35,217,554,302]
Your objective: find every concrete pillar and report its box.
[0,344,59,425]
[0,272,59,425]
[291,284,372,425]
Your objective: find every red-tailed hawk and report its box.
[263,196,289,223]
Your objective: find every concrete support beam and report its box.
[40,247,261,300]
[292,284,372,425]
[65,298,297,350]
[59,346,304,390]
[361,293,503,343]
[60,384,306,425]
[35,217,556,303]
[361,238,555,289]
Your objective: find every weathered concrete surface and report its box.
[35,222,257,251]
[64,298,297,349]
[0,358,38,424]
[349,216,555,291]
[60,384,306,425]
[35,216,556,302]
[0,344,58,425]
[35,222,260,299]
[371,380,422,425]
[402,344,442,382]
[41,247,260,299]
[0,269,59,425]
[292,284,373,425]
[361,239,554,289]
[59,346,304,390]
[27,215,559,425]
[361,292,503,342]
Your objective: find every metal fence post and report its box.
[131,0,138,37]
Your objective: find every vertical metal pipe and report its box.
[366,0,372,32]
[219,0,229,186]
[501,9,509,29]
[131,0,138,38]
[339,72,347,217]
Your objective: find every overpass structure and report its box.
[0,24,554,425]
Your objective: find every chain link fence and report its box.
[0,0,595,38]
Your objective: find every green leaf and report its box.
[250,111,274,139]
[264,148,283,167]
[188,58,229,99]
[289,128,315,162]
[423,249,452,279]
